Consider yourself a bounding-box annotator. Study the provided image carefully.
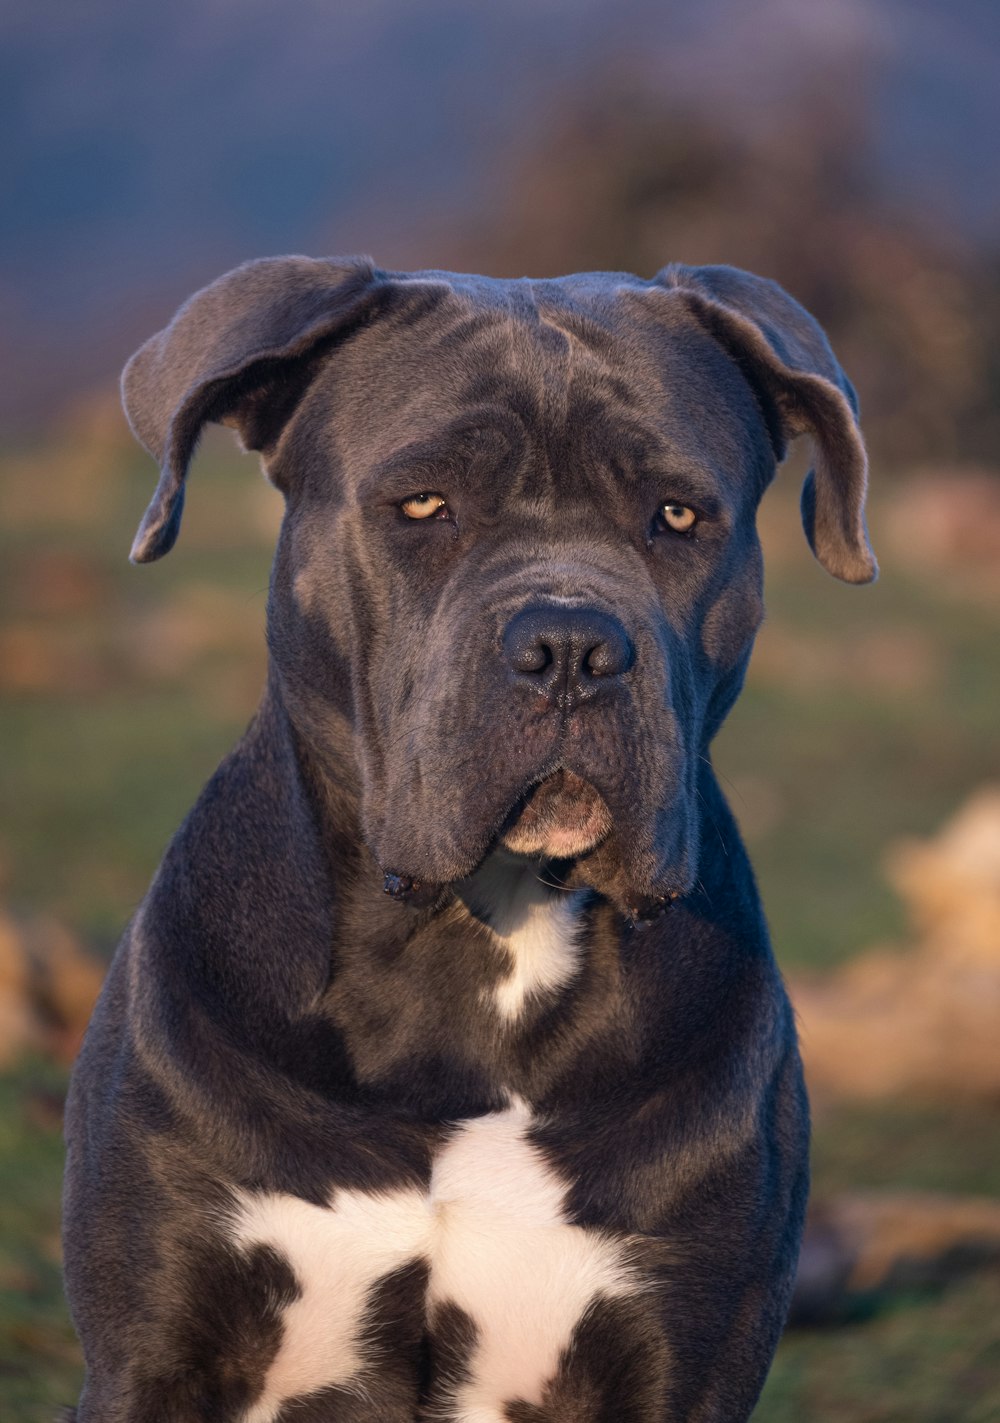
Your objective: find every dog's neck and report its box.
[134,680,769,1121]
[456,850,591,1022]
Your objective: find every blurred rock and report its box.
[887,785,1000,958]
[792,1191,1000,1324]
[0,906,103,1067]
[793,787,1000,1100]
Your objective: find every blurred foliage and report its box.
[439,78,1000,472]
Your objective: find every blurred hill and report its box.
[3,0,999,445]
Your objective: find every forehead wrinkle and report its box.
[421,278,619,419]
[422,291,571,507]
[359,408,533,502]
[499,281,607,503]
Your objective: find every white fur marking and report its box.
[428,1098,638,1418]
[459,852,587,1019]
[232,1101,639,1422]
[233,1186,429,1422]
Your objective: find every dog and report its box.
[62,256,876,1423]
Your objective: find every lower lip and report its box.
[501,775,612,857]
[533,823,605,856]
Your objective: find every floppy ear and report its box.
[122,255,383,563]
[655,263,877,584]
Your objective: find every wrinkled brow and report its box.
[569,415,725,504]
[359,414,531,501]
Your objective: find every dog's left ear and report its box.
[655,264,877,584]
[122,255,384,562]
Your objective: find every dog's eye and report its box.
[401,492,448,520]
[660,503,697,534]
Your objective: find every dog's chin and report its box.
[378,770,694,918]
[499,769,613,859]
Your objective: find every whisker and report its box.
[696,783,729,859]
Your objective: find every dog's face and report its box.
[267,279,777,908]
[122,259,876,912]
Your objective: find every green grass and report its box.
[0,693,252,948]
[0,1064,81,1421]
[757,1269,1000,1422]
[811,1102,1000,1200]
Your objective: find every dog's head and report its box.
[123,258,875,913]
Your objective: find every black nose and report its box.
[502,604,635,707]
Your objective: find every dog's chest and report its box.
[231,1097,638,1422]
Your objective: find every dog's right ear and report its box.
[122,255,383,562]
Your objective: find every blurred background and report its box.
[2,0,1000,1417]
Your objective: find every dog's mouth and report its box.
[381,765,689,917]
[498,769,613,860]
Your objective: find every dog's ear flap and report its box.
[122,255,382,563]
[655,263,877,584]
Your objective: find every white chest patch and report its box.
[458,850,588,1020]
[425,1099,639,1419]
[231,1099,640,1422]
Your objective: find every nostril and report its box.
[510,638,553,675]
[584,631,634,679]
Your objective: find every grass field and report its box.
[2,419,998,1419]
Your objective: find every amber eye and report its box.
[401,492,447,520]
[660,502,697,534]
